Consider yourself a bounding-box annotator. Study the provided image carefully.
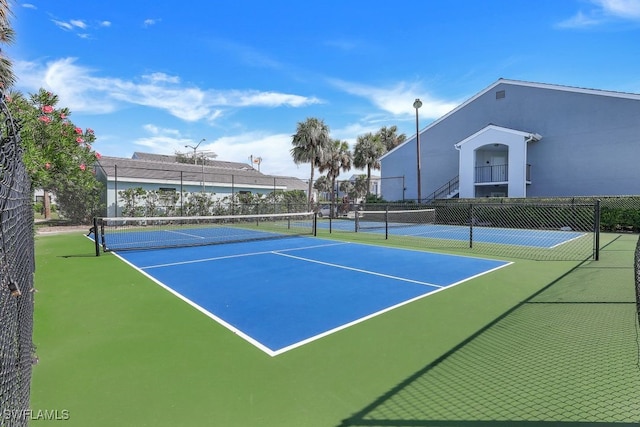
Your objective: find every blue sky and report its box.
[10,0,640,179]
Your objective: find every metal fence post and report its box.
[594,199,601,261]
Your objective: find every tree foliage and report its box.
[318,139,352,214]
[290,117,331,205]
[8,88,103,223]
[0,0,15,89]
[378,125,406,152]
[353,132,385,198]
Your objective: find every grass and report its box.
[29,230,640,426]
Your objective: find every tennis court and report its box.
[114,236,511,356]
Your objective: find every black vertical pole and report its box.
[93,217,100,257]
[594,199,601,261]
[385,205,389,240]
[469,203,474,249]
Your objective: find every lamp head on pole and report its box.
[413,98,423,110]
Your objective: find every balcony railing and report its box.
[474,164,531,183]
[475,164,508,183]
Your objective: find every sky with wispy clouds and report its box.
[9,0,640,178]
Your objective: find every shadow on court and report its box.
[338,235,640,426]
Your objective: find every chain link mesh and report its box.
[340,235,640,426]
[0,92,35,426]
[319,200,601,261]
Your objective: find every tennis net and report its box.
[356,208,436,232]
[94,211,316,253]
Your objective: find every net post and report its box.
[93,217,100,256]
[468,203,474,249]
[385,205,389,240]
[100,220,106,252]
[313,212,317,236]
[594,199,601,261]
[355,206,359,232]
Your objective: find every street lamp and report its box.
[413,98,423,204]
[185,138,206,165]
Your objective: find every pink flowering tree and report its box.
[8,88,103,223]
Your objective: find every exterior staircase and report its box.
[423,175,459,204]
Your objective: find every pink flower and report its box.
[79,164,86,171]
[42,105,54,114]
[95,152,102,159]
[45,163,51,170]
[38,116,51,123]
[86,128,94,134]
[76,137,84,144]
[60,113,67,119]
[74,127,83,135]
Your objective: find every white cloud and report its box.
[558,0,640,28]
[52,19,74,31]
[328,78,458,119]
[595,0,640,18]
[13,57,321,122]
[129,126,307,178]
[556,10,602,28]
[70,19,87,29]
[22,3,37,10]
[100,21,112,27]
[143,72,181,84]
[143,18,160,27]
[209,132,308,178]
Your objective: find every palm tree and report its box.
[313,176,331,200]
[290,117,331,206]
[377,125,406,152]
[353,174,369,201]
[0,0,15,89]
[353,132,385,199]
[318,139,352,216]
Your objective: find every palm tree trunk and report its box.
[308,162,314,208]
[330,176,336,218]
[43,190,51,219]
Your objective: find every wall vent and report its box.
[496,90,506,100]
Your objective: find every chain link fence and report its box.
[340,235,640,426]
[315,196,640,261]
[0,92,35,426]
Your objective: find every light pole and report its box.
[413,98,422,204]
[185,138,206,165]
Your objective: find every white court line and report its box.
[273,252,443,288]
[141,241,350,269]
[165,229,206,239]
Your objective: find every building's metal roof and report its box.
[131,152,254,171]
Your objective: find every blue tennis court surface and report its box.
[115,236,511,356]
